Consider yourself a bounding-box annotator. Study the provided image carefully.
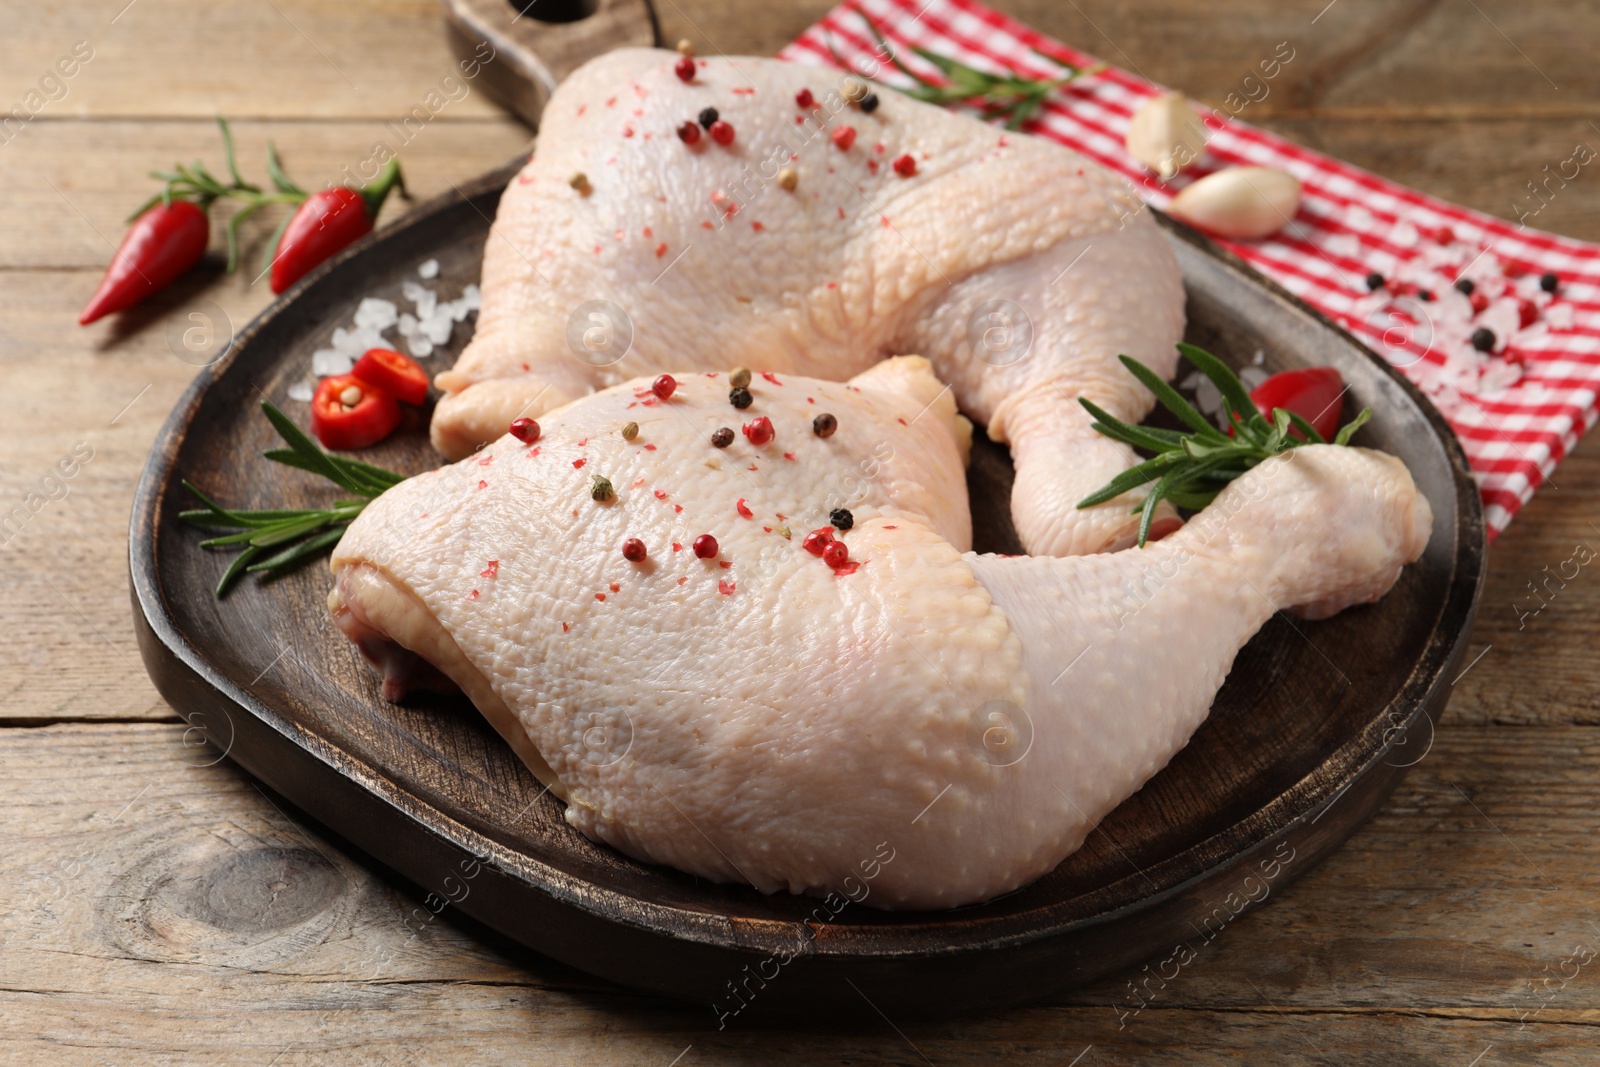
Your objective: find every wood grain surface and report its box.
[1,0,1596,1063]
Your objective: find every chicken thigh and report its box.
[331,358,1431,910]
[433,48,1186,554]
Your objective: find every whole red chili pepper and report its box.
[270,159,405,294]
[78,200,210,325]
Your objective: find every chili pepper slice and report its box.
[79,200,210,325]
[310,374,401,451]
[270,159,405,294]
[353,347,430,406]
[1249,366,1345,441]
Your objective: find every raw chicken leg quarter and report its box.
[432,48,1188,555]
[330,358,1432,910]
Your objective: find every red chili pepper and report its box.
[353,347,429,406]
[270,159,405,294]
[79,200,210,325]
[309,374,401,451]
[1249,366,1345,441]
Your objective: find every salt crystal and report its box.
[422,309,454,344]
[462,283,481,309]
[414,288,438,320]
[398,312,419,336]
[312,348,355,376]
[1479,302,1518,349]
[286,378,315,402]
[401,280,426,304]
[418,258,440,280]
[408,336,434,358]
[330,326,363,354]
[354,297,398,331]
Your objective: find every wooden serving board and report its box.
[128,9,1485,1019]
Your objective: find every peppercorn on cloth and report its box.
[784,0,1600,537]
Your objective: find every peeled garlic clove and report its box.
[1166,166,1302,240]
[1126,91,1208,181]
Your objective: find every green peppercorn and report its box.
[728,366,752,389]
[591,474,615,502]
[621,421,639,441]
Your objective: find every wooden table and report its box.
[2,1,1595,1062]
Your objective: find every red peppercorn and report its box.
[796,88,814,109]
[1518,299,1539,329]
[710,119,735,146]
[678,120,701,144]
[693,534,719,559]
[803,527,834,556]
[674,55,696,82]
[832,125,857,150]
[509,417,541,444]
[622,537,648,562]
[892,153,917,177]
[823,540,850,569]
[653,374,677,399]
[742,416,774,446]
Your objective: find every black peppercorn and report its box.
[1418,289,1434,302]
[729,386,753,409]
[860,92,879,114]
[698,107,719,129]
[830,508,853,531]
[1470,327,1495,352]
[812,412,837,438]
[1365,272,1384,291]
[711,427,734,448]
[1454,278,1475,296]
[1540,272,1559,293]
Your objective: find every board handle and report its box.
[442,0,660,128]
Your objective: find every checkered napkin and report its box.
[783,0,1600,538]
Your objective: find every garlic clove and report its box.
[1166,166,1302,240]
[1125,91,1209,181]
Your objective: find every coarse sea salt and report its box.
[288,259,480,400]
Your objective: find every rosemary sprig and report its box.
[835,12,1104,130]
[181,400,406,596]
[1077,343,1372,546]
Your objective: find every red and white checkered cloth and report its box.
[784,0,1600,539]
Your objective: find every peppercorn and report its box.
[1454,278,1475,296]
[569,173,592,197]
[842,77,867,104]
[653,374,677,399]
[510,417,540,444]
[675,38,694,55]
[802,527,834,556]
[711,426,735,448]
[621,421,639,441]
[832,125,857,151]
[830,507,853,531]
[709,120,735,146]
[1470,327,1495,353]
[728,366,752,388]
[1419,290,1434,302]
[1365,272,1385,291]
[777,167,799,192]
[743,416,774,446]
[813,412,837,438]
[698,107,719,129]
[729,386,753,409]
[795,88,814,109]
[674,55,696,82]
[622,537,647,562]
[892,153,917,177]
[693,534,718,559]
[860,92,879,114]
[1540,272,1560,293]
[823,540,850,569]
[590,475,615,501]
[678,121,701,145]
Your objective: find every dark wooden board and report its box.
[128,155,1485,1019]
